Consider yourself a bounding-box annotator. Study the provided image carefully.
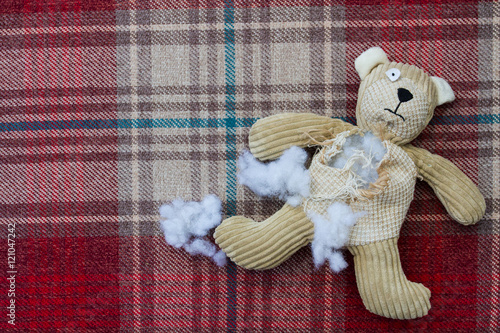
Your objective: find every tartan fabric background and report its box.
[0,0,498,331]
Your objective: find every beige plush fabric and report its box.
[249,113,355,161]
[348,238,431,320]
[354,46,389,80]
[430,76,456,105]
[214,204,314,270]
[356,63,438,145]
[304,131,418,246]
[214,109,485,319]
[402,144,486,224]
[213,47,487,321]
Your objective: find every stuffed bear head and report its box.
[354,47,455,145]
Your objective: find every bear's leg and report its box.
[348,237,431,319]
[214,204,314,270]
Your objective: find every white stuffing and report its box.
[327,132,386,189]
[184,238,217,256]
[159,194,226,266]
[212,250,228,267]
[309,202,366,272]
[326,251,349,273]
[237,146,310,206]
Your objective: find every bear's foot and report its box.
[348,237,431,319]
[214,204,314,270]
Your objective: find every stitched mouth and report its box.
[383,88,412,122]
[383,107,406,121]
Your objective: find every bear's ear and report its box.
[431,76,455,105]
[354,47,389,80]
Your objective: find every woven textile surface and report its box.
[306,137,419,246]
[0,0,499,331]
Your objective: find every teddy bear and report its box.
[213,47,486,320]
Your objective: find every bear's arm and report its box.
[402,144,486,225]
[249,113,353,161]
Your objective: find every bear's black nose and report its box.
[398,88,413,103]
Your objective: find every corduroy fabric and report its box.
[348,237,431,320]
[214,204,314,270]
[402,144,486,224]
[249,112,355,161]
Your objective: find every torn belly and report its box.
[303,130,418,246]
[306,131,390,203]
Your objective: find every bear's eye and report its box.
[386,68,401,82]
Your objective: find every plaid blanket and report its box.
[0,0,498,331]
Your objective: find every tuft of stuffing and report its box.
[309,202,366,272]
[327,132,386,189]
[237,146,310,206]
[159,194,226,266]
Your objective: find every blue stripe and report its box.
[430,114,500,126]
[2,114,498,133]
[224,1,237,332]
[0,118,259,132]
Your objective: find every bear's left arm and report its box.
[402,144,486,225]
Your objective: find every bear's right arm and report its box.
[249,113,354,161]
